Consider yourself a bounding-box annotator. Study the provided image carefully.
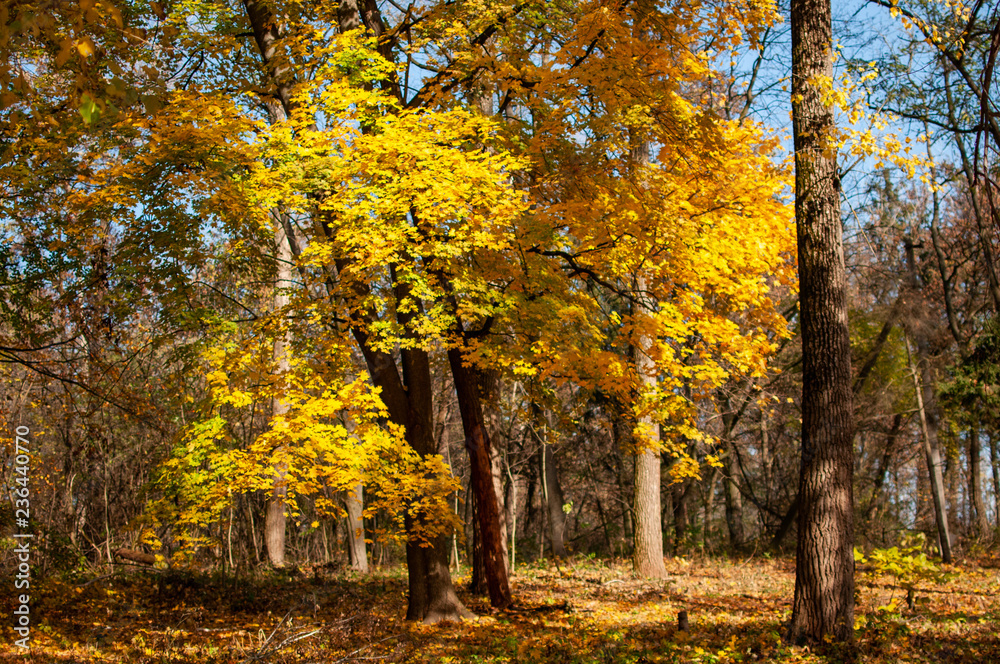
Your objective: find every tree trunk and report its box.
[480,370,510,575]
[342,308,470,622]
[634,436,667,576]
[613,419,633,547]
[662,473,674,554]
[524,455,540,555]
[470,489,486,594]
[991,432,1000,530]
[864,413,903,524]
[702,468,718,554]
[265,212,293,569]
[788,0,856,645]
[969,421,989,537]
[541,442,569,558]
[632,276,667,577]
[722,446,745,552]
[470,444,511,595]
[344,483,369,573]
[721,402,745,552]
[448,346,513,609]
[672,479,691,555]
[771,495,800,551]
[907,336,953,562]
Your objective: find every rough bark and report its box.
[479,369,510,573]
[632,276,667,577]
[634,439,667,576]
[788,0,856,645]
[471,444,510,591]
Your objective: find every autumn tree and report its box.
[788,0,856,645]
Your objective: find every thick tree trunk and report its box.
[448,346,513,609]
[470,440,511,593]
[788,0,856,645]
[634,439,667,576]
[344,483,369,573]
[632,279,667,577]
[479,370,510,574]
[337,297,470,622]
[404,530,472,623]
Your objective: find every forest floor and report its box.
[2,554,999,663]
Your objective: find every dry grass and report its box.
[2,555,999,663]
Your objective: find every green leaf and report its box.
[79,92,98,123]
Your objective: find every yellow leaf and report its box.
[76,38,95,58]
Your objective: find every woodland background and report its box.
[1,0,999,661]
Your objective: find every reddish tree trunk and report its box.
[448,346,513,609]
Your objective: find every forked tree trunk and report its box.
[395,349,472,623]
[788,0,856,644]
[335,269,470,621]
